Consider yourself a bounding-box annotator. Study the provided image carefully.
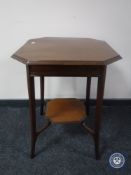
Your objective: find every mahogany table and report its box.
[12,37,121,159]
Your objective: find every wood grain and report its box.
[12,37,121,65]
[45,98,86,123]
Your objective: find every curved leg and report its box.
[81,120,94,135]
[37,120,51,136]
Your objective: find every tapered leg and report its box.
[85,77,91,115]
[26,66,37,158]
[40,76,44,115]
[94,66,106,160]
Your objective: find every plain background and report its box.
[0,0,131,99]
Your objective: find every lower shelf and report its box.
[45,98,86,124]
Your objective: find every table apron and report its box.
[28,65,105,77]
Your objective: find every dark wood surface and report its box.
[26,63,107,159]
[12,37,121,160]
[12,37,121,65]
[40,76,44,115]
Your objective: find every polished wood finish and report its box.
[29,65,103,77]
[27,66,50,158]
[40,76,44,115]
[85,77,91,114]
[26,64,106,159]
[12,37,121,159]
[26,65,37,158]
[46,98,86,123]
[94,66,106,159]
[12,37,121,65]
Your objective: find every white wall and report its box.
[0,0,131,99]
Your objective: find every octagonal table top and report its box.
[12,37,121,65]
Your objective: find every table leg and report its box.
[26,66,37,158]
[85,77,91,115]
[94,66,106,160]
[40,76,44,115]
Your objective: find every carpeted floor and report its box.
[0,105,131,175]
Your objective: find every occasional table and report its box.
[12,37,121,159]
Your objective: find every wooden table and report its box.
[12,37,121,159]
